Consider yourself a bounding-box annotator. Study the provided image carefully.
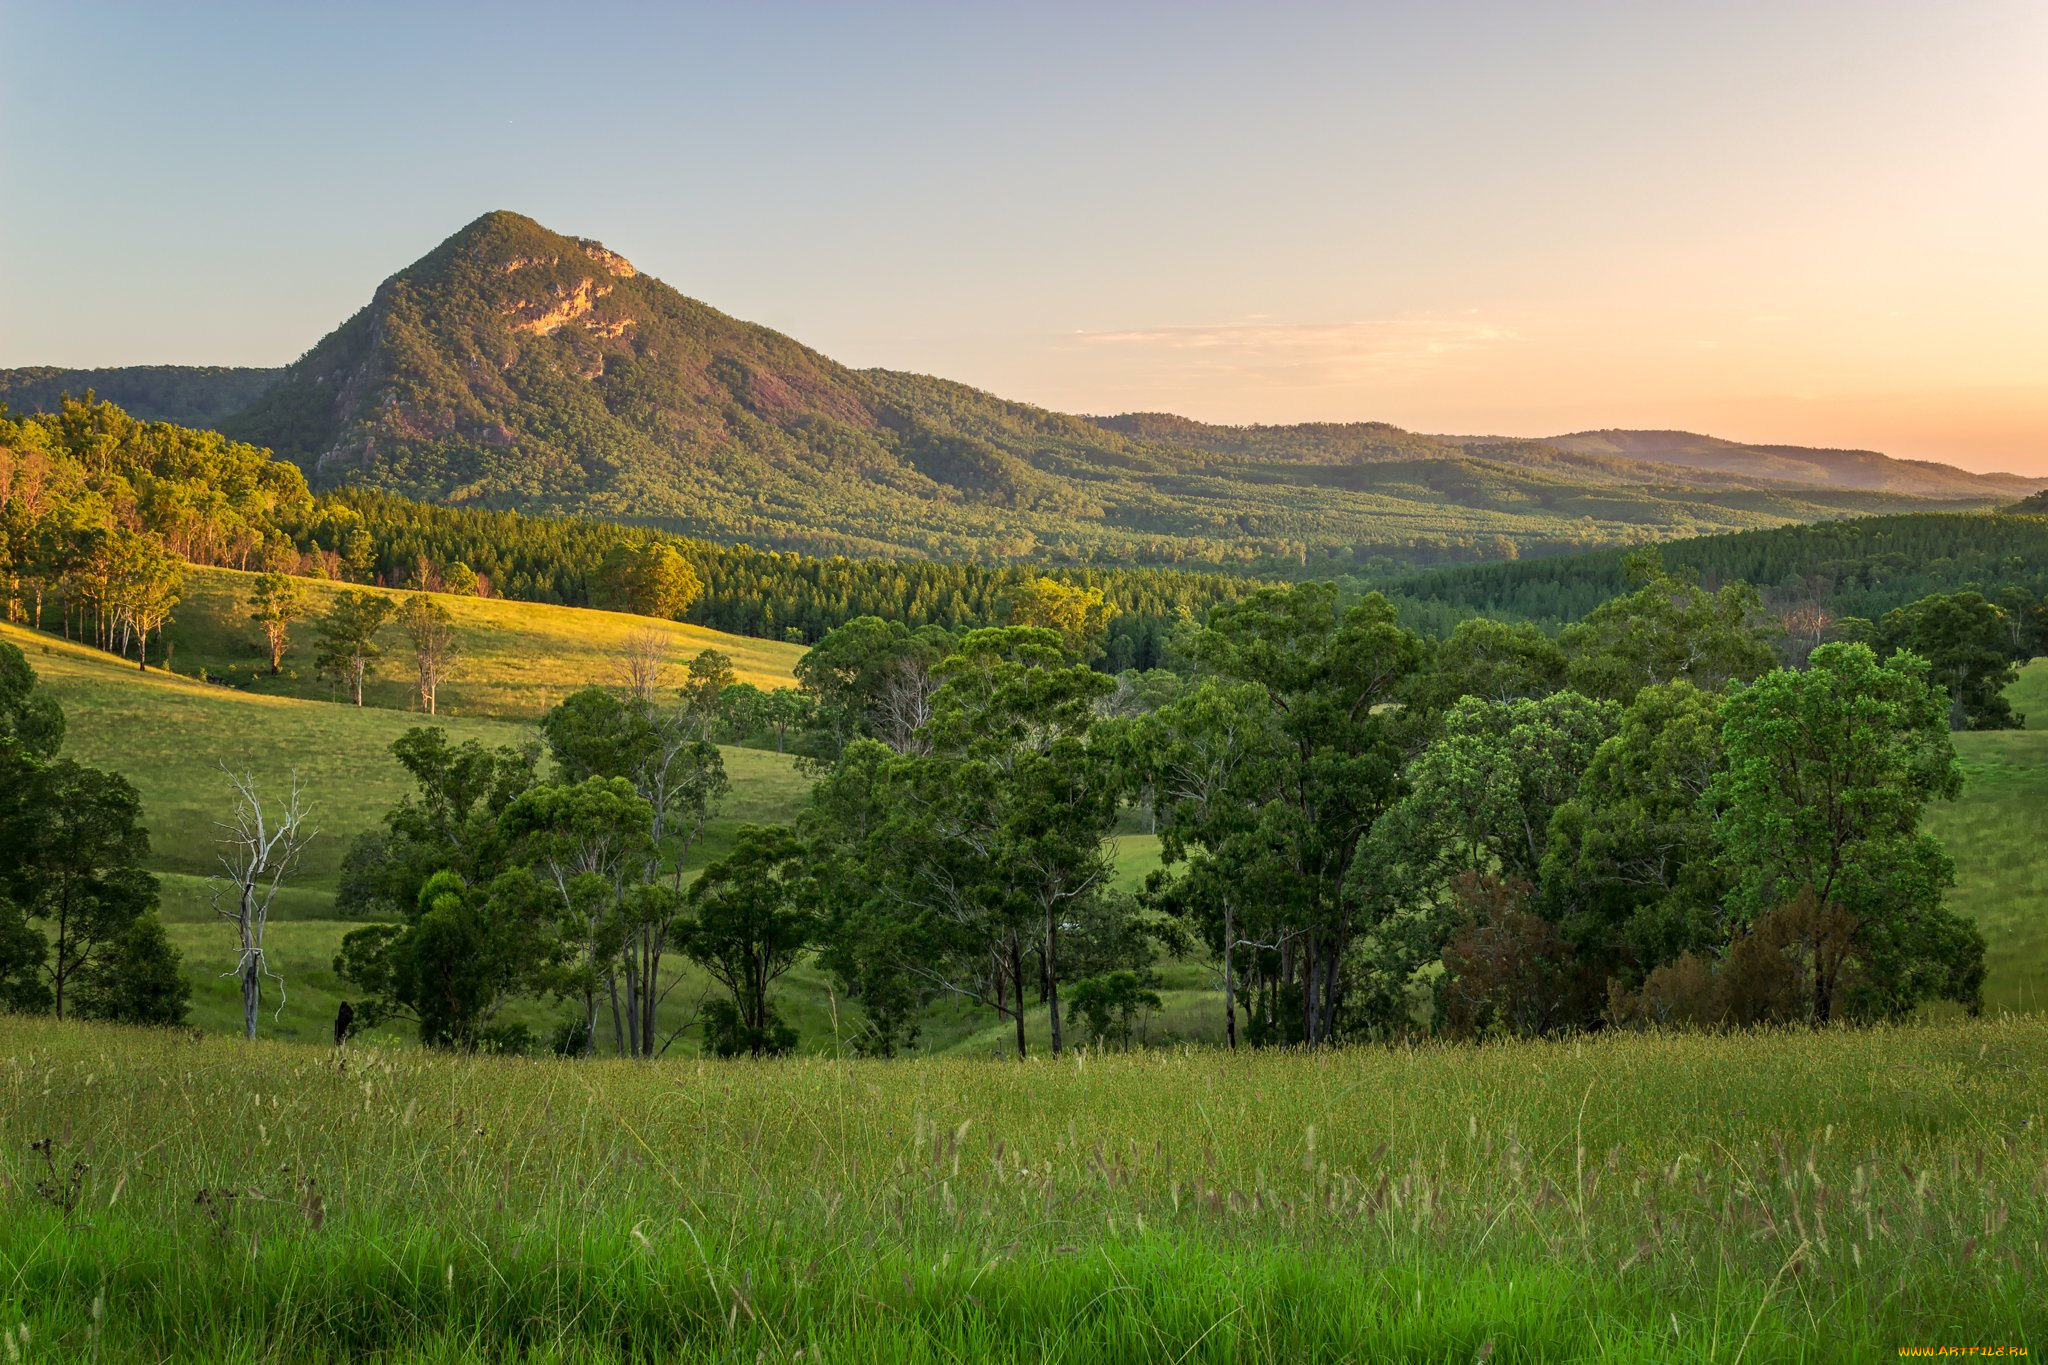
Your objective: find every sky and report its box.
[3,1,2045,474]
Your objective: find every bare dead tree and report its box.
[212,769,315,1041]
[874,656,939,755]
[617,627,671,702]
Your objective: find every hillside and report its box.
[155,564,805,720]
[0,363,278,428]
[1096,411,2000,495]
[1382,509,2048,631]
[1,212,2015,570]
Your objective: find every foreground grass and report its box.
[0,1015,2041,1362]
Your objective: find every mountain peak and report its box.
[411,210,637,285]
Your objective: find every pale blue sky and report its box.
[3,1,2044,471]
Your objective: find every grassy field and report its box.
[156,565,805,720]
[1,1013,2041,1362]
[1932,659,2048,1013]
[5,632,2043,1360]
[11,621,2047,1052]
[2,623,810,892]
[1,622,821,1049]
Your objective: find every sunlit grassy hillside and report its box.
[1,622,816,1047]
[156,564,804,720]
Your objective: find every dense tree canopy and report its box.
[0,641,188,1026]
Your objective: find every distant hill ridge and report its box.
[1537,428,2033,499]
[2,210,2038,567]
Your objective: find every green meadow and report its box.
[1925,659,2048,1013]
[0,1014,2041,1362]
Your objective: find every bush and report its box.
[549,1016,591,1057]
[1438,875,1598,1040]
[73,913,190,1027]
[1064,971,1163,1051]
[1607,888,1858,1029]
[477,1023,534,1056]
[701,998,796,1058]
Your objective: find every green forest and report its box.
[0,397,1258,672]
[1381,509,2048,632]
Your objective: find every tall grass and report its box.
[1,1015,2041,1361]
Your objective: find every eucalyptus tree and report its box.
[925,626,1118,1056]
[247,571,307,674]
[681,825,816,1056]
[1165,583,1423,1046]
[0,641,184,1025]
[334,728,546,1040]
[1407,617,1565,715]
[397,593,459,715]
[1870,591,2022,730]
[1540,681,1730,980]
[314,591,398,705]
[540,686,728,1057]
[500,777,654,1055]
[810,627,1121,1058]
[1560,552,1776,703]
[1355,691,1619,1031]
[794,616,954,760]
[1121,679,1281,1048]
[212,770,315,1040]
[1712,642,1984,1022]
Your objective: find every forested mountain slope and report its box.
[0,364,278,427]
[2,212,2027,570]
[1382,510,2048,630]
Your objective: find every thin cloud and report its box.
[1067,316,1517,387]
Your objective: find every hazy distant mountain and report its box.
[0,364,277,428]
[0,213,2019,568]
[1537,429,2038,500]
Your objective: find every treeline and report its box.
[0,398,1261,674]
[325,568,2023,1059]
[1380,512,2048,634]
[0,399,389,669]
[0,641,189,1026]
[337,489,1264,669]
